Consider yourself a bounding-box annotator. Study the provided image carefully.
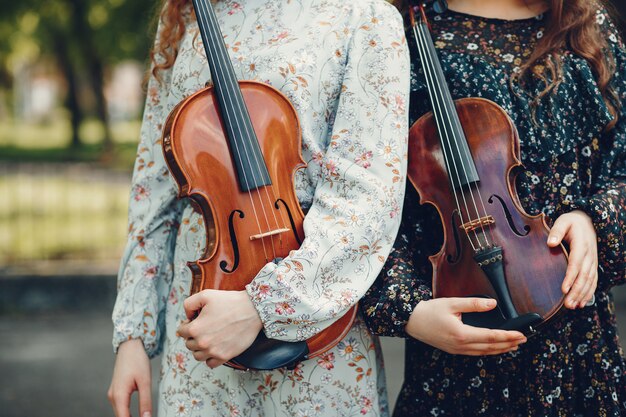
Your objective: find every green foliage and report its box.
[0,118,140,169]
[0,0,157,77]
[0,173,130,262]
[0,0,158,151]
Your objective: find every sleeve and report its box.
[111,19,184,358]
[567,9,626,290]
[360,186,438,338]
[245,4,411,342]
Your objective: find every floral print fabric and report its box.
[112,0,410,416]
[362,6,626,417]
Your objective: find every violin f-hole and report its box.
[447,210,462,263]
[275,198,302,245]
[220,209,244,273]
[488,194,531,237]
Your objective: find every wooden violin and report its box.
[407,3,569,334]
[161,0,356,370]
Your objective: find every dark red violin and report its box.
[161,0,356,370]
[407,3,569,334]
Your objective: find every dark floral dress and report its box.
[361,6,626,417]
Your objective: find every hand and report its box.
[547,210,598,309]
[406,298,527,356]
[177,289,263,368]
[108,339,152,417]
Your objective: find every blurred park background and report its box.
[0,1,625,416]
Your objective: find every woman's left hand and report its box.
[547,210,598,309]
[177,290,263,368]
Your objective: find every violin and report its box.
[407,2,569,334]
[161,0,356,370]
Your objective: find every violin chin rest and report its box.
[230,332,309,371]
[461,295,543,336]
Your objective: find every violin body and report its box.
[162,81,356,370]
[409,98,568,331]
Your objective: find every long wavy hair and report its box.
[150,0,621,129]
[149,0,190,81]
[517,0,619,130]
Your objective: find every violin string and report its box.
[417,21,488,248]
[197,1,272,261]
[412,23,478,251]
[412,21,480,251]
[204,2,288,255]
[418,21,495,249]
[217,44,291,247]
[416,20,492,250]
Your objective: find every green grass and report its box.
[0,118,141,170]
[0,167,131,263]
[0,117,143,266]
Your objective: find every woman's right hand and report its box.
[108,339,153,417]
[406,298,527,356]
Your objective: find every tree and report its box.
[0,0,156,151]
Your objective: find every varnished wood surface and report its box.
[408,98,568,327]
[162,81,356,362]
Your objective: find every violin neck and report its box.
[191,0,271,192]
[412,16,480,189]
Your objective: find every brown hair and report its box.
[149,0,190,82]
[517,0,619,130]
[152,0,621,128]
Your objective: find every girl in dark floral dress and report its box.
[362,0,626,416]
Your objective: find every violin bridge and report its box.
[250,228,291,241]
[460,216,495,233]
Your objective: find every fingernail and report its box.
[484,299,496,308]
[143,412,152,417]
[548,236,558,244]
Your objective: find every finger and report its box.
[460,343,522,356]
[561,241,586,295]
[572,258,595,308]
[137,375,153,417]
[449,297,498,314]
[112,388,132,417]
[457,326,526,345]
[185,337,199,351]
[564,252,591,309]
[547,216,571,247]
[175,319,190,338]
[183,291,208,320]
[177,321,192,339]
[193,349,211,362]
[463,339,525,352]
[206,358,227,369]
[579,265,598,308]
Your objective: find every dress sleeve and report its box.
[360,186,438,338]
[111,19,184,358]
[567,9,626,290]
[246,4,411,342]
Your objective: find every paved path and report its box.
[1,287,624,417]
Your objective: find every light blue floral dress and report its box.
[112,0,410,415]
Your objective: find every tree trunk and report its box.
[87,55,113,153]
[52,31,82,149]
[68,0,113,155]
